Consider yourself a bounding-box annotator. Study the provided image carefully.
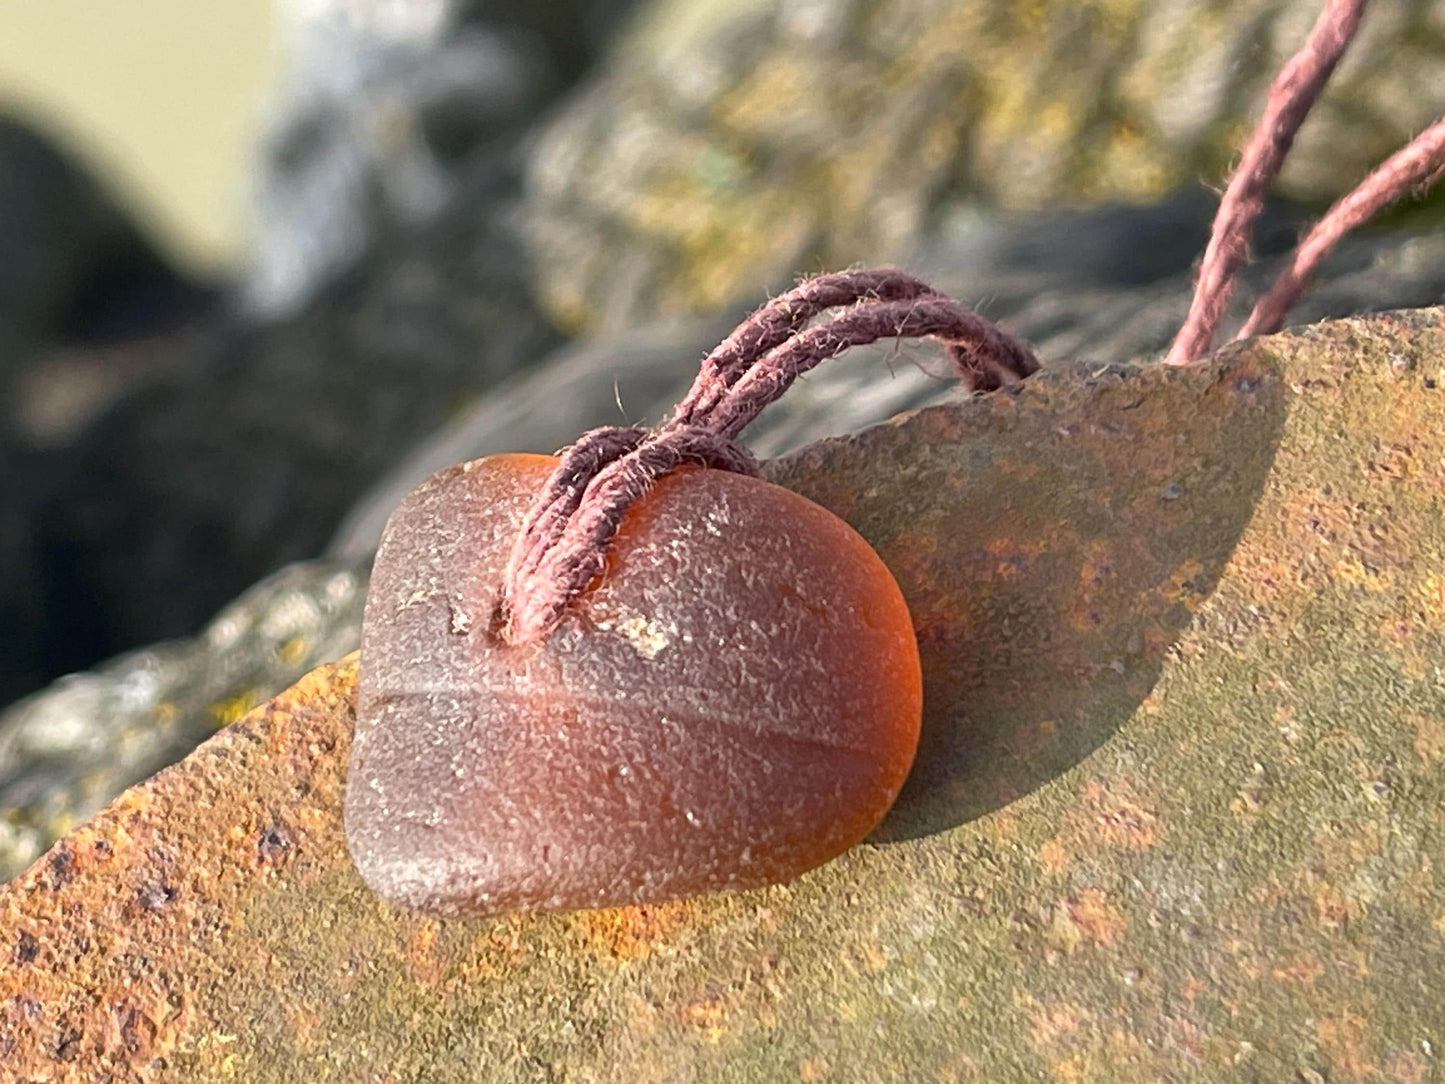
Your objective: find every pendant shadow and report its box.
[765,346,1288,842]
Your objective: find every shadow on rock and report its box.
[766,347,1288,841]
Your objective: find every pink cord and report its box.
[502,270,1038,644]
[1238,116,1445,340]
[1165,0,1368,364]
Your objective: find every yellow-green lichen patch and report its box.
[524,0,1445,332]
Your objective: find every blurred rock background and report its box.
[2,0,1444,878]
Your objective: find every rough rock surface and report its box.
[523,0,1445,330]
[3,310,1443,1080]
[0,561,365,880]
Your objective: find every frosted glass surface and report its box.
[346,454,921,915]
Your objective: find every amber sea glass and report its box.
[345,454,922,916]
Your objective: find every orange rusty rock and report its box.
[346,454,923,916]
[0,661,359,1081]
[1,312,1443,1081]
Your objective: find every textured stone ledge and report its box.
[3,311,1444,1081]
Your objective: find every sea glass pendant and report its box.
[345,453,922,916]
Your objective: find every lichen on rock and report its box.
[523,0,1445,329]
